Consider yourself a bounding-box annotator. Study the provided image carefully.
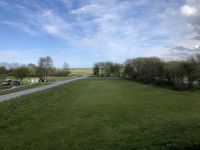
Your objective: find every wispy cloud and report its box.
[2,21,37,35]
[71,3,100,15]
[0,0,8,9]
[36,10,69,35]
[166,45,200,60]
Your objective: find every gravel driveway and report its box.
[0,75,88,103]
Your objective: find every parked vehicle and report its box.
[1,80,12,85]
[39,79,46,82]
[13,81,21,85]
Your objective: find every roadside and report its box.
[0,74,81,96]
[0,75,88,102]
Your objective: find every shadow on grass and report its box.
[92,76,200,92]
[167,143,200,150]
[124,77,200,92]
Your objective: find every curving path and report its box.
[0,75,89,103]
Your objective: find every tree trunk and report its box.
[188,80,193,89]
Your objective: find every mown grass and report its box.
[0,78,200,150]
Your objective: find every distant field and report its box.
[47,74,81,82]
[70,68,92,75]
[0,78,200,150]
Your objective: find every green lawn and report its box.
[70,68,92,75]
[0,78,200,150]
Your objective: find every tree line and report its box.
[93,62,123,77]
[0,56,70,82]
[93,54,200,90]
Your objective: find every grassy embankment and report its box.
[0,78,200,149]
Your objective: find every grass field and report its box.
[0,78,200,150]
[70,68,92,75]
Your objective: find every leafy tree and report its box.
[27,63,37,77]
[13,66,29,81]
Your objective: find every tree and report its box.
[27,63,37,77]
[0,67,7,82]
[57,62,71,76]
[113,63,123,77]
[164,61,186,90]
[164,62,176,85]
[93,63,100,76]
[196,54,200,85]
[37,56,53,81]
[124,59,136,78]
[185,54,200,88]
[95,54,200,90]
[124,57,164,83]
[13,66,29,81]
[63,62,70,70]
[93,62,122,77]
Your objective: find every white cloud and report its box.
[162,0,200,60]
[181,5,197,16]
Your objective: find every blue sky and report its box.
[0,0,200,67]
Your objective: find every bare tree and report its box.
[185,54,200,88]
[63,62,70,70]
[0,67,7,82]
[93,62,123,77]
[37,56,54,82]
